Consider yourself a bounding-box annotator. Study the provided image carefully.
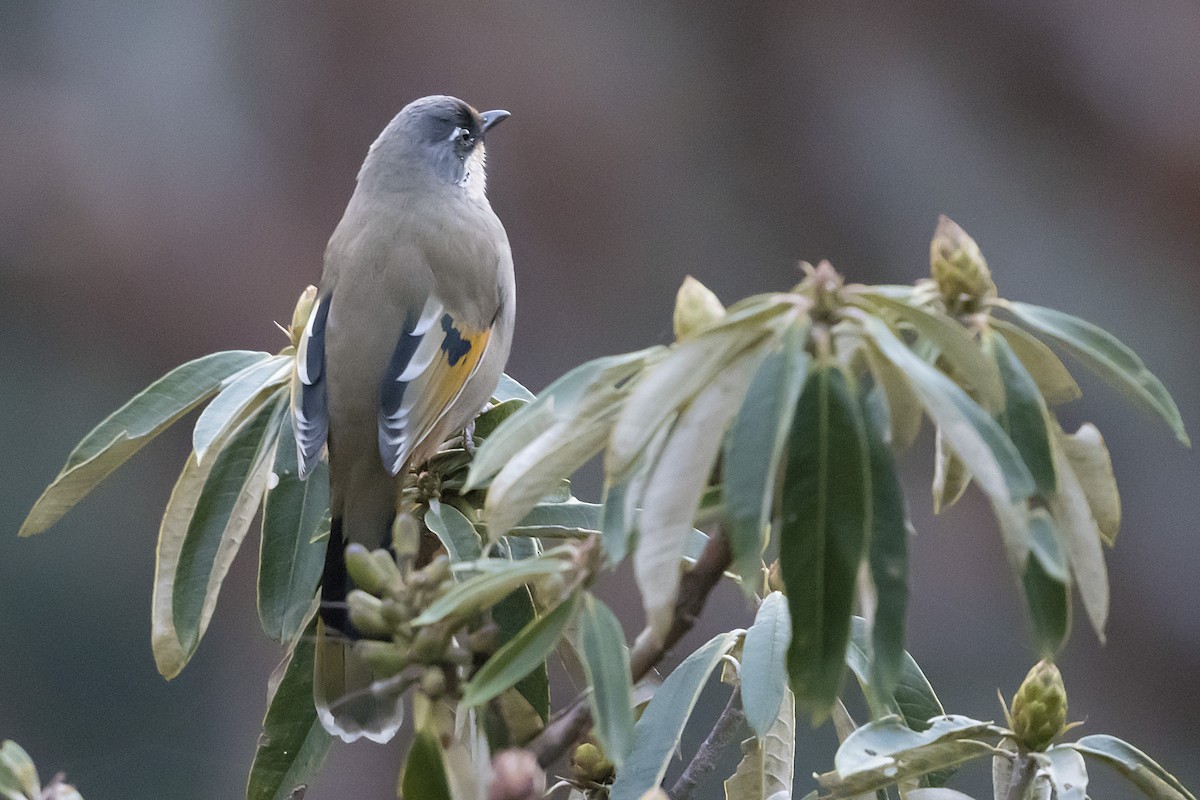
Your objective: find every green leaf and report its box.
[844,617,944,732]
[491,584,549,723]
[609,308,788,477]
[858,313,1035,566]
[19,350,269,537]
[468,349,657,490]
[740,592,792,737]
[990,319,1080,406]
[1004,301,1189,446]
[414,556,574,626]
[780,364,870,716]
[152,391,281,678]
[258,414,329,643]
[1044,745,1088,800]
[399,727,453,800]
[931,427,971,513]
[1068,734,1195,800]
[863,344,924,450]
[473,398,528,441]
[609,632,738,800]
[1023,509,1071,657]
[988,331,1056,495]
[863,293,1005,411]
[1059,423,1120,546]
[1045,414,1109,640]
[724,324,810,591]
[425,500,483,562]
[818,715,999,798]
[173,397,282,655]
[637,350,764,640]
[861,396,909,699]
[723,688,796,800]
[193,355,291,463]
[0,741,40,800]
[506,501,603,538]
[462,592,581,708]
[493,372,536,403]
[246,620,332,800]
[903,790,977,800]
[578,594,636,767]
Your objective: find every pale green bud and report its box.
[673,276,725,341]
[1010,660,1067,751]
[289,285,318,348]
[930,216,996,309]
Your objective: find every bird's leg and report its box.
[463,419,477,456]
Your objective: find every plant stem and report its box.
[1003,753,1037,800]
[526,530,734,767]
[668,688,747,800]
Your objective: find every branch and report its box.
[669,687,746,800]
[527,530,734,767]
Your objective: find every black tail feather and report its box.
[320,516,351,634]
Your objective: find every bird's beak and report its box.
[480,109,511,133]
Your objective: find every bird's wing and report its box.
[378,295,493,475]
[292,291,330,478]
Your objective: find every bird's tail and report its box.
[313,619,405,743]
[313,516,404,743]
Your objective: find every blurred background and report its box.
[2,1,1198,798]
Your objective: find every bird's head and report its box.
[360,95,510,199]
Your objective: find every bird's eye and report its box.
[456,128,473,146]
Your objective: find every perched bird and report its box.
[292,95,514,742]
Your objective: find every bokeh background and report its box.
[3,2,1198,798]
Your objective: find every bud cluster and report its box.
[1008,660,1068,752]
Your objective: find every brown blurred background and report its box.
[2,2,1198,798]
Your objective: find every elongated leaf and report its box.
[194,356,291,463]
[507,501,602,538]
[1059,424,1120,546]
[173,398,282,654]
[989,332,1056,495]
[990,319,1080,405]
[0,741,39,800]
[861,397,909,699]
[491,584,549,722]
[724,688,796,800]
[844,617,944,732]
[20,350,269,537]
[725,324,810,591]
[1045,415,1109,640]
[400,728,453,800]
[859,314,1035,566]
[414,557,573,626]
[425,500,483,562]
[258,414,329,643]
[637,351,764,640]
[780,364,870,716]
[1023,509,1071,657]
[740,592,792,737]
[1044,746,1088,800]
[931,428,971,513]
[152,392,279,678]
[864,344,924,449]
[609,632,738,800]
[864,293,1004,411]
[601,421,673,567]
[468,349,658,490]
[1005,301,1189,445]
[462,592,581,708]
[246,620,332,800]
[609,309,787,477]
[904,790,977,800]
[493,373,536,403]
[578,594,636,766]
[819,715,999,798]
[1068,734,1195,800]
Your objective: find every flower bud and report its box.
[347,590,392,639]
[673,276,725,341]
[570,742,615,784]
[289,285,318,348]
[488,749,545,800]
[930,216,996,309]
[343,544,399,596]
[420,667,447,698]
[767,560,786,594]
[354,640,409,676]
[1010,660,1067,751]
